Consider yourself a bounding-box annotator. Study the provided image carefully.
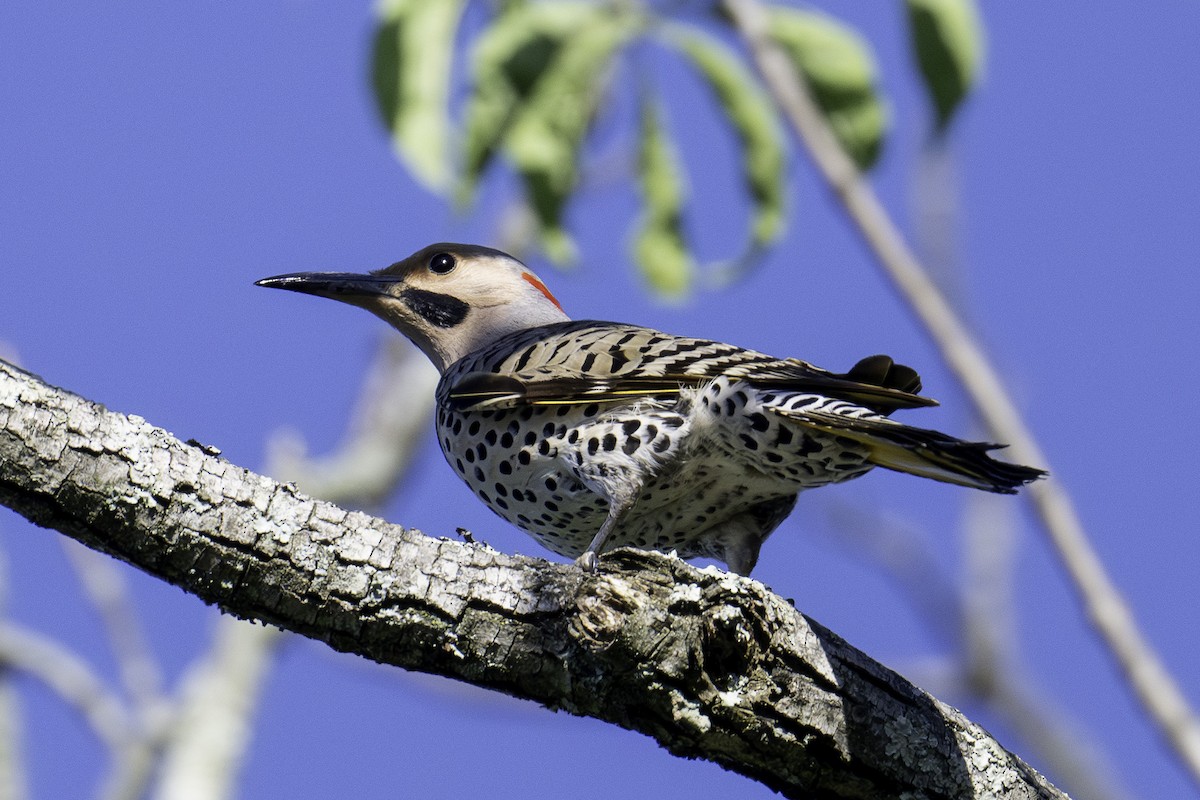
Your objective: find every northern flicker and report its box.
[257,243,1043,575]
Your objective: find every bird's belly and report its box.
[435,401,722,558]
[435,393,869,560]
[435,403,618,557]
[603,449,791,556]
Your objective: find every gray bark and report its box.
[0,360,1066,799]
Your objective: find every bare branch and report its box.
[154,620,281,800]
[0,677,27,800]
[0,618,160,800]
[58,541,173,800]
[266,335,438,505]
[960,492,1018,698]
[156,333,436,800]
[907,135,1129,800]
[721,0,1200,784]
[0,360,1069,799]
[61,540,166,717]
[0,544,28,800]
[824,504,1131,800]
[0,622,131,754]
[824,504,963,647]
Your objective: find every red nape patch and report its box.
[521,271,564,311]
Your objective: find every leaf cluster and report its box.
[371,0,982,296]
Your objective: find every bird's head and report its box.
[256,243,569,371]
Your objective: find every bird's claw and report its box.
[575,551,600,573]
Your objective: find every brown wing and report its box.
[445,353,935,413]
[443,322,934,412]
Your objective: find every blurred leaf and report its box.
[371,0,466,193]
[632,94,694,297]
[666,26,786,256]
[507,13,633,264]
[460,2,634,263]
[905,0,984,131]
[766,7,888,169]
[459,2,578,196]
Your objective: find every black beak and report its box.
[254,272,401,300]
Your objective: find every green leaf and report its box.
[459,2,582,197]
[666,26,786,254]
[371,0,466,193]
[632,94,694,298]
[460,3,634,263]
[905,0,984,131]
[766,8,888,170]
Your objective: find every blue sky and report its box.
[2,2,1199,798]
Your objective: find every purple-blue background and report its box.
[3,3,1198,798]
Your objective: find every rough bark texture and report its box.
[0,360,1066,799]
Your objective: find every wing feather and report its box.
[445,328,935,413]
[446,355,931,412]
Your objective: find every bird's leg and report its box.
[722,538,761,577]
[703,517,764,576]
[710,496,797,576]
[575,494,636,573]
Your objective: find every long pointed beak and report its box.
[254,272,402,300]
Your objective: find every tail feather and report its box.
[840,354,923,399]
[778,409,1046,494]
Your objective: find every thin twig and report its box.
[0,616,162,800]
[0,623,131,753]
[912,137,1130,800]
[153,620,281,800]
[824,504,963,647]
[0,678,26,800]
[960,491,1018,699]
[910,138,1016,703]
[721,0,1200,784]
[58,541,173,800]
[61,540,166,718]
[0,544,29,800]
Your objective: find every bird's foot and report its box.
[575,550,600,573]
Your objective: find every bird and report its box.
[257,243,1044,576]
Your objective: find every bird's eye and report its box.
[429,252,456,275]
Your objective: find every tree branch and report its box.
[0,620,163,800]
[720,0,1200,784]
[61,539,168,722]
[824,504,1131,800]
[153,619,281,800]
[0,674,26,800]
[0,361,1067,798]
[0,622,131,757]
[155,334,435,800]
[0,545,29,800]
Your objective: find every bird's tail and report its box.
[778,409,1046,493]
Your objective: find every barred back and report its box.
[438,321,933,413]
